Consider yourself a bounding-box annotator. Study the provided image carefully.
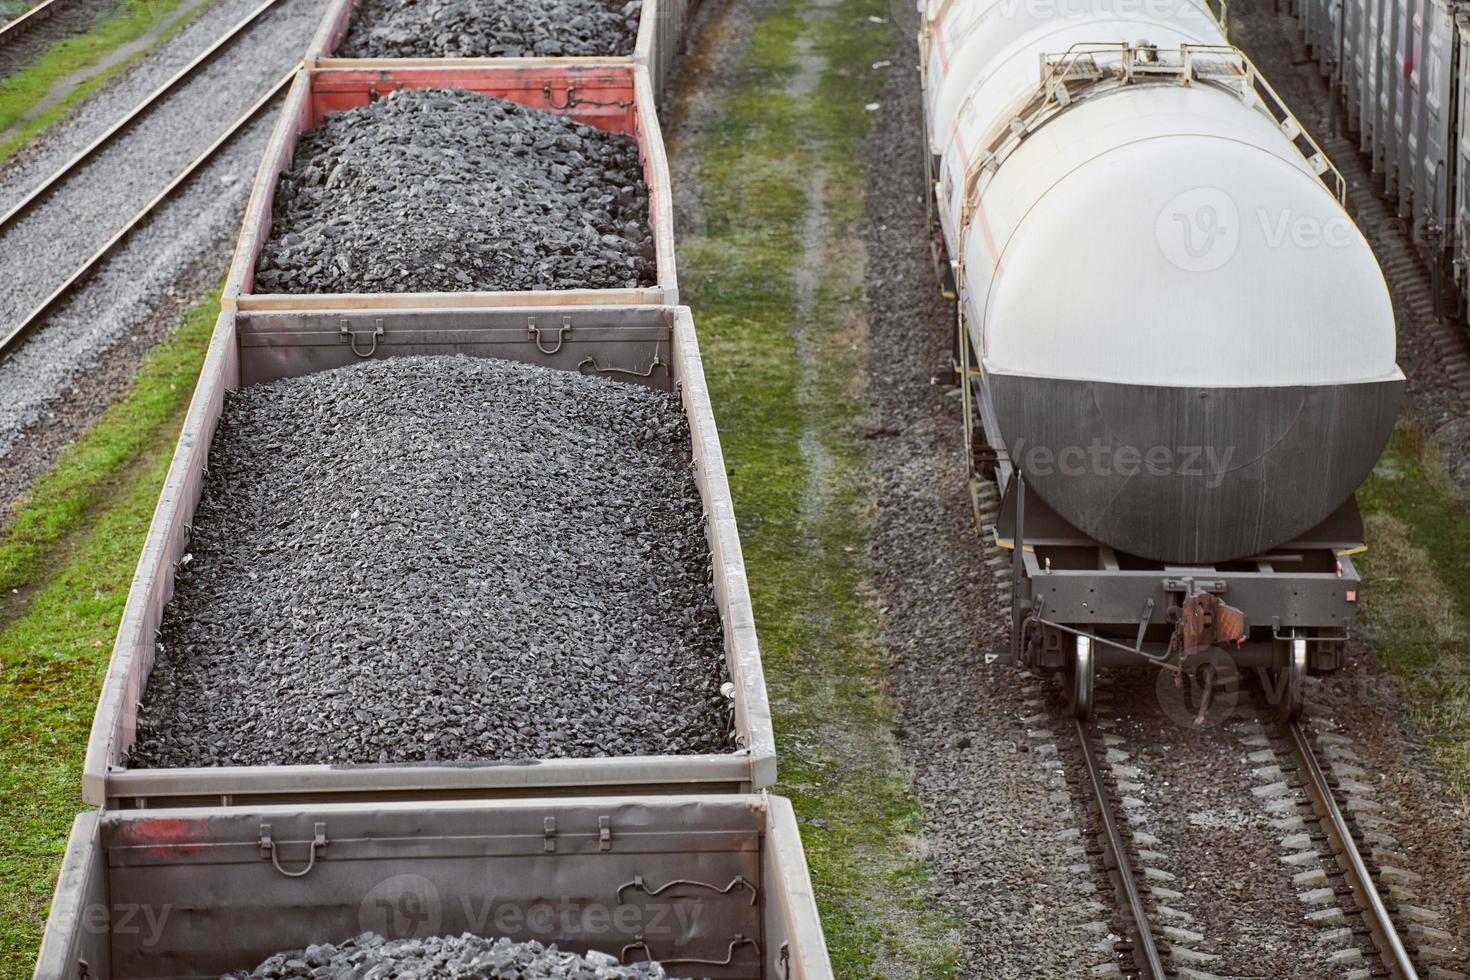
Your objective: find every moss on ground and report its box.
[680,0,963,974]
[0,295,217,975]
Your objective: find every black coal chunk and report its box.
[254,88,656,295]
[338,0,642,58]
[128,355,732,769]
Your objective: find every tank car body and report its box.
[919,0,1405,715]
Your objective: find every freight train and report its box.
[918,0,1406,719]
[1292,0,1470,321]
[34,4,835,979]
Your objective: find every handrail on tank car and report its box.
[960,42,1346,214]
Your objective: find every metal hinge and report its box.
[544,816,557,852]
[599,815,612,852]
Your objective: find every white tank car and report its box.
[920,0,1404,565]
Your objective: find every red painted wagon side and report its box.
[301,0,700,107]
[223,63,677,313]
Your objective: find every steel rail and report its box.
[0,67,293,362]
[0,0,288,237]
[0,0,70,48]
[1074,718,1166,980]
[1285,721,1418,979]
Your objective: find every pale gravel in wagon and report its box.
[224,933,682,979]
[128,355,732,769]
[338,0,641,58]
[254,87,655,295]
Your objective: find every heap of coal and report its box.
[338,0,642,58]
[254,88,655,295]
[128,355,732,769]
[224,933,682,978]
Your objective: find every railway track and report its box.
[0,0,287,237]
[0,68,290,361]
[1072,717,1167,979]
[0,0,74,48]
[975,473,1428,975]
[1281,719,1420,978]
[0,0,300,363]
[1063,698,1426,978]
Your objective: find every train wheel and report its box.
[1068,634,1095,721]
[1264,637,1307,721]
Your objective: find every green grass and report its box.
[682,0,963,974]
[0,295,217,974]
[1356,424,1470,796]
[0,298,218,597]
[0,0,206,164]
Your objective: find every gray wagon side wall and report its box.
[33,795,831,980]
[81,305,776,807]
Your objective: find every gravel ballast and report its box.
[128,354,731,769]
[254,88,655,295]
[338,0,642,58]
[225,933,682,979]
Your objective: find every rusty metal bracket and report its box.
[621,935,761,968]
[1175,590,1247,658]
[617,874,758,906]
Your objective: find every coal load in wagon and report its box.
[224,933,684,979]
[127,355,731,769]
[338,0,642,58]
[254,88,656,295]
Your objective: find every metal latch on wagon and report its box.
[529,315,573,354]
[260,821,328,878]
[340,318,384,358]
